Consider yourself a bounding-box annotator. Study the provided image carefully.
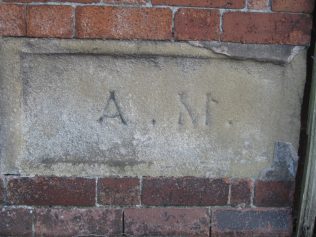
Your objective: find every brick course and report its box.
[0,4,26,36]
[175,8,220,41]
[152,0,244,8]
[254,180,295,207]
[35,208,122,236]
[142,177,229,206]
[76,6,172,40]
[0,208,33,236]
[97,177,140,206]
[212,208,292,236]
[27,6,73,38]
[125,208,210,236]
[7,176,96,206]
[222,12,312,45]
[272,0,314,13]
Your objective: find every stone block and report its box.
[0,38,307,178]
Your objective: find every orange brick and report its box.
[76,6,172,40]
[272,0,314,13]
[27,6,73,38]
[248,0,270,10]
[4,0,98,3]
[152,0,244,8]
[222,12,312,45]
[175,8,220,41]
[0,4,26,36]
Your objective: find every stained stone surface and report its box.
[0,38,307,177]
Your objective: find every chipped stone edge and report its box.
[188,41,306,65]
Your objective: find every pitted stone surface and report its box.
[0,38,306,177]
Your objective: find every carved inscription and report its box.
[98,91,214,127]
[178,92,213,127]
[98,91,127,125]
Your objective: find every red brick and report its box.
[254,180,294,207]
[97,177,140,206]
[0,4,26,36]
[175,8,220,41]
[272,0,314,13]
[0,208,33,236]
[248,0,270,10]
[212,208,292,236]
[103,0,146,3]
[35,208,122,236]
[7,176,96,206]
[142,177,229,206]
[152,0,244,8]
[125,208,210,236]
[76,6,172,40]
[27,5,73,38]
[222,12,312,45]
[4,0,98,2]
[230,179,252,206]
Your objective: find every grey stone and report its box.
[0,38,307,178]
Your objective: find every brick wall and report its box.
[0,0,314,236]
[0,176,294,236]
[0,0,314,44]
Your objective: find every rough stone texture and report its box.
[27,6,73,38]
[212,208,292,236]
[0,4,26,36]
[175,8,220,41]
[76,6,172,40]
[142,177,229,206]
[7,176,96,206]
[0,178,4,204]
[222,12,312,45]
[189,41,305,64]
[0,208,33,236]
[272,0,314,13]
[0,39,307,178]
[230,179,252,207]
[259,141,299,181]
[97,177,140,205]
[152,0,244,8]
[247,0,270,10]
[35,208,122,236]
[125,208,210,236]
[254,180,294,207]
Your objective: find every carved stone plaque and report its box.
[0,39,306,177]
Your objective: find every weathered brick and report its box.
[248,0,270,10]
[0,4,26,36]
[27,6,73,38]
[212,208,292,236]
[152,0,244,8]
[7,176,96,206]
[230,179,252,206]
[76,6,172,40]
[125,208,210,236]
[0,208,33,236]
[175,8,220,41]
[142,177,229,206]
[97,177,140,206]
[35,208,122,236]
[222,12,312,45]
[254,180,294,207]
[272,0,314,13]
